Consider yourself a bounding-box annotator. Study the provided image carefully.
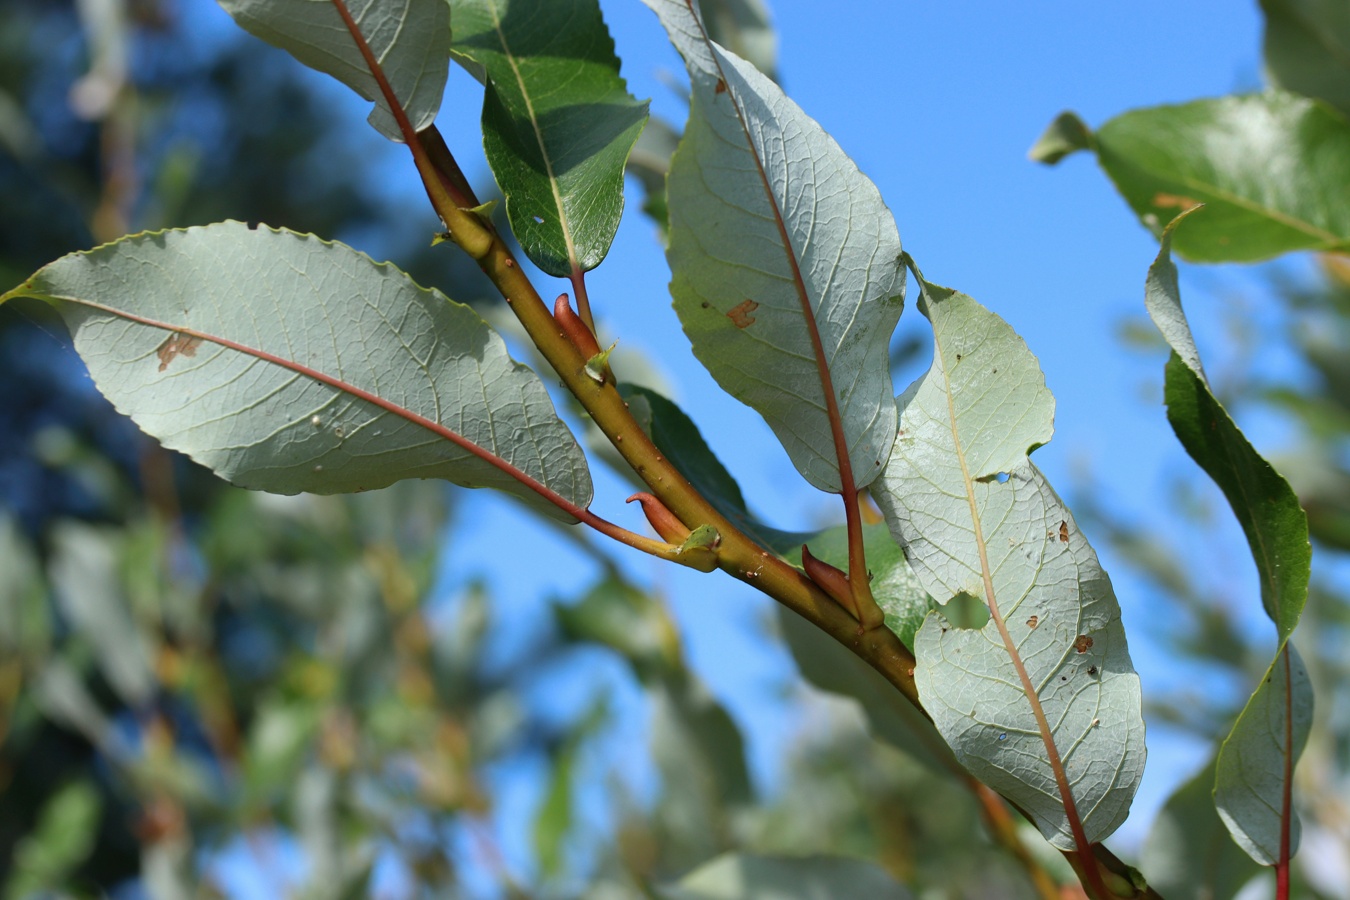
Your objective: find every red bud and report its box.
[627,492,690,544]
[801,544,859,619]
[554,293,601,358]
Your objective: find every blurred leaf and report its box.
[535,699,608,880]
[554,575,677,673]
[49,523,157,707]
[1261,0,1350,120]
[4,780,102,900]
[215,0,450,141]
[702,0,778,82]
[0,516,48,658]
[1035,93,1350,262]
[626,115,681,234]
[645,0,905,493]
[656,852,913,899]
[875,268,1145,850]
[449,0,649,276]
[621,384,810,555]
[1027,111,1092,165]
[777,607,957,776]
[1141,757,1262,900]
[3,222,593,519]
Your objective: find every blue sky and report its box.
[198,0,1314,888]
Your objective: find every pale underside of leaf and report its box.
[645,0,905,494]
[216,0,450,141]
[1215,643,1313,865]
[449,0,649,276]
[7,222,592,520]
[875,276,1145,849]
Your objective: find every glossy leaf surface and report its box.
[215,0,449,141]
[1261,0,1350,119]
[2,222,592,519]
[645,0,905,494]
[874,270,1145,850]
[1146,220,1313,864]
[449,0,648,277]
[1033,93,1350,262]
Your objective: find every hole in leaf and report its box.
[997,733,1007,741]
[532,215,544,224]
[944,591,989,630]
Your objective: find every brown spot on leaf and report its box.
[715,78,727,95]
[1026,615,1039,629]
[1059,520,1069,543]
[156,332,203,372]
[1074,634,1094,653]
[1152,192,1201,212]
[1087,664,1099,676]
[727,299,759,328]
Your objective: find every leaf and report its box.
[1215,644,1314,865]
[656,852,913,900]
[449,0,649,276]
[620,384,810,555]
[1146,219,1314,865]
[1141,757,1263,900]
[1034,93,1350,262]
[215,0,450,142]
[701,0,778,82]
[4,780,102,899]
[786,523,932,651]
[2,222,592,520]
[1261,0,1350,120]
[873,268,1145,850]
[49,523,157,707]
[776,606,959,777]
[645,0,906,494]
[1027,111,1093,165]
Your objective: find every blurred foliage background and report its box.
[0,0,1347,897]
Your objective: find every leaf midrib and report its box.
[932,299,1091,852]
[44,292,581,515]
[486,1,581,270]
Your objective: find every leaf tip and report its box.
[1028,111,1092,165]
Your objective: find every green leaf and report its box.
[657,853,913,900]
[4,780,102,900]
[215,0,450,142]
[621,384,810,555]
[787,523,932,651]
[1038,92,1350,262]
[645,0,906,494]
[874,268,1145,850]
[1261,0,1350,120]
[701,0,778,82]
[1146,220,1314,865]
[1027,111,1092,165]
[449,0,649,276]
[2,222,592,520]
[1141,757,1263,900]
[49,524,157,706]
